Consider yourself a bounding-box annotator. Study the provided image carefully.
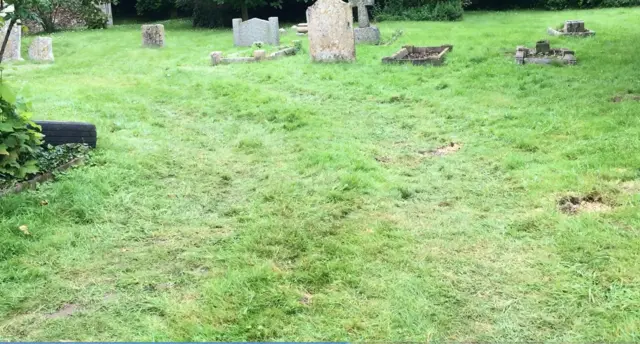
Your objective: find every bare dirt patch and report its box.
[558,192,612,215]
[420,142,462,156]
[374,156,391,163]
[46,303,79,319]
[620,181,640,194]
[611,94,640,103]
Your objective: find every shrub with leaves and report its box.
[7,0,116,33]
[375,0,465,21]
[0,83,43,179]
[34,143,90,172]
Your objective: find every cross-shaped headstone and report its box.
[349,0,374,28]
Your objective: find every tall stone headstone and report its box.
[348,0,380,44]
[0,22,22,61]
[99,3,114,27]
[142,24,165,47]
[306,0,355,62]
[232,17,280,47]
[28,37,54,62]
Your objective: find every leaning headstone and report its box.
[0,22,22,61]
[306,0,355,62]
[232,17,279,46]
[142,24,165,47]
[349,0,380,44]
[28,37,54,62]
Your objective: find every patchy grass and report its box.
[1,9,640,341]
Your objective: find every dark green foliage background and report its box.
[117,0,640,27]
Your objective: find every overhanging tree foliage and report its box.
[2,0,116,33]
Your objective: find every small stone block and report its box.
[563,54,577,65]
[253,49,266,60]
[210,51,223,65]
[354,26,380,44]
[536,40,550,54]
[142,24,165,47]
[28,37,54,62]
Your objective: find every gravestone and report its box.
[564,20,585,33]
[28,37,54,62]
[306,0,355,62]
[232,17,279,46]
[99,3,114,27]
[0,22,21,61]
[349,0,380,44]
[142,24,165,47]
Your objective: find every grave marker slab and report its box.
[232,17,280,46]
[306,0,355,62]
[0,22,22,61]
[142,24,165,47]
[28,37,54,62]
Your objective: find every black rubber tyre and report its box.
[34,121,97,148]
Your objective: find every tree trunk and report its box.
[0,18,16,65]
[241,1,248,21]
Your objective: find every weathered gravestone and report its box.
[142,24,165,47]
[28,37,54,62]
[0,22,22,61]
[232,17,280,46]
[306,0,355,62]
[349,0,380,44]
[99,3,114,27]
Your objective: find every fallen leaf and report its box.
[19,225,31,235]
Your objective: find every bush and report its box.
[0,84,43,180]
[21,0,114,33]
[375,0,464,22]
[82,3,109,29]
[466,0,640,9]
[191,0,235,28]
[135,0,176,15]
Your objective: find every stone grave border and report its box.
[515,40,576,65]
[548,20,595,37]
[0,157,85,197]
[211,41,301,66]
[382,45,453,66]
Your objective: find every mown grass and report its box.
[1,8,639,341]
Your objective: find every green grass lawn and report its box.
[1,8,639,341]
